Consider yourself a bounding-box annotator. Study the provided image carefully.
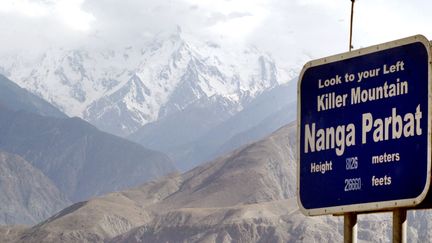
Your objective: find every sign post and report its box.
[347,2,357,240]
[344,212,357,243]
[393,208,407,243]
[297,35,431,217]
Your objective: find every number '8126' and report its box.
[346,157,358,170]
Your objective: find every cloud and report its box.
[56,0,95,31]
[64,0,267,49]
[0,0,94,30]
[1,0,432,72]
[0,0,277,53]
[228,12,253,19]
[244,0,432,69]
[81,0,207,45]
[0,0,50,17]
[0,0,95,52]
[245,0,349,69]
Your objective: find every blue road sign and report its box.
[297,35,431,216]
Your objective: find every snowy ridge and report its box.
[0,28,290,136]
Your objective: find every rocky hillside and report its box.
[0,151,69,225]
[9,122,432,242]
[1,123,343,242]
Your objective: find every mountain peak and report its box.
[152,25,185,47]
[174,25,182,37]
[0,32,290,136]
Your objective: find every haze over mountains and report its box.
[129,80,297,170]
[3,25,431,242]
[0,75,65,118]
[0,74,176,225]
[0,28,298,170]
[0,107,175,202]
[0,28,301,228]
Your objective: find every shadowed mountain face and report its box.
[130,80,297,170]
[0,107,176,202]
[0,75,176,226]
[0,74,65,118]
[0,151,69,225]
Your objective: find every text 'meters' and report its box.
[297,35,432,216]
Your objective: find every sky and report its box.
[0,0,431,71]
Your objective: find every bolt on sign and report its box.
[297,35,432,216]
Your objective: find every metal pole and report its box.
[344,213,358,243]
[393,208,407,243]
[349,0,355,51]
[344,3,357,243]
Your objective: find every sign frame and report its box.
[296,35,432,216]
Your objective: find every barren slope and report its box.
[3,123,345,242]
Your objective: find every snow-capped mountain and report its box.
[0,28,291,136]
